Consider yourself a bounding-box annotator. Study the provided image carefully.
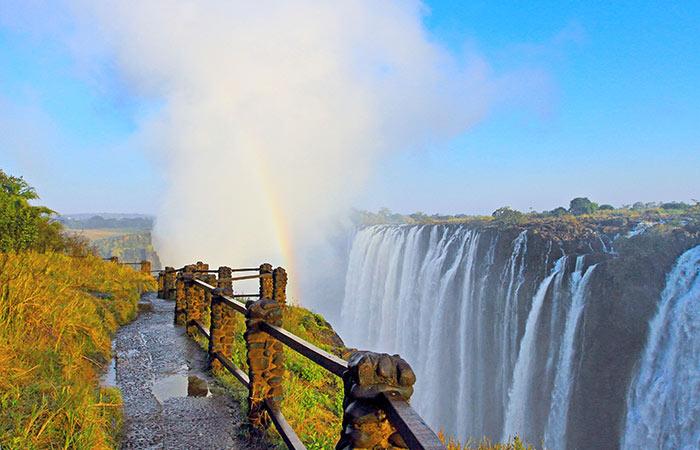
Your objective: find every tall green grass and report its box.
[0,253,155,449]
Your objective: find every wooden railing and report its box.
[156,262,445,450]
[104,256,153,274]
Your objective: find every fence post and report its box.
[109,256,119,263]
[175,265,193,325]
[244,294,284,429]
[164,266,177,300]
[259,263,273,298]
[157,272,164,298]
[217,266,233,296]
[208,266,234,373]
[186,264,206,338]
[272,267,287,305]
[140,260,151,274]
[336,351,417,449]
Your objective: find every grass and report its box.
[0,252,156,449]
[438,432,534,450]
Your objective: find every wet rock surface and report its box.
[112,293,259,449]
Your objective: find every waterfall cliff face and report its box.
[338,224,700,449]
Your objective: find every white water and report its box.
[340,225,600,445]
[621,244,700,450]
[544,258,598,449]
[502,256,566,441]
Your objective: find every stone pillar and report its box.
[259,263,273,299]
[217,266,233,296]
[186,269,206,338]
[272,267,287,305]
[164,266,177,300]
[195,262,212,322]
[244,297,284,430]
[208,288,237,373]
[336,351,416,450]
[109,256,119,263]
[174,266,193,326]
[140,260,152,274]
[157,272,164,298]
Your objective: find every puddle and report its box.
[152,373,211,402]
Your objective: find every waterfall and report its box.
[502,256,566,442]
[339,224,696,448]
[621,244,700,450]
[544,258,598,449]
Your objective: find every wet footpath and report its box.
[107,293,260,449]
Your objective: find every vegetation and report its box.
[0,252,156,449]
[438,432,533,450]
[58,215,153,230]
[0,170,94,255]
[354,198,700,229]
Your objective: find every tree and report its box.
[549,207,568,216]
[569,197,599,215]
[599,204,615,210]
[492,206,523,224]
[0,169,63,252]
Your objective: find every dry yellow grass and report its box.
[0,252,156,449]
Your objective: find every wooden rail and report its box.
[157,263,445,450]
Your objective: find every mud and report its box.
[111,293,266,449]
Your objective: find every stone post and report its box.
[336,351,416,450]
[109,256,119,263]
[140,260,152,274]
[272,267,287,305]
[259,263,273,299]
[217,266,233,296]
[244,296,284,430]
[186,267,206,338]
[195,262,212,322]
[164,266,177,300]
[208,287,237,373]
[157,272,164,298]
[175,265,193,326]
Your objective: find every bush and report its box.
[598,204,615,210]
[492,207,524,224]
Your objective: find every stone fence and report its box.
[156,262,444,450]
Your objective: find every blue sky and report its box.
[1,1,698,215]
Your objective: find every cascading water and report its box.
[621,244,700,450]
[339,224,602,446]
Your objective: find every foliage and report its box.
[0,252,156,449]
[568,197,599,215]
[598,204,615,210]
[0,169,94,255]
[492,207,525,225]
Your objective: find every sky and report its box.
[1,1,698,216]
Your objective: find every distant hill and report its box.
[58,214,154,230]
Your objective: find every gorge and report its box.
[333,217,699,449]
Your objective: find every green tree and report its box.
[569,197,599,215]
[492,206,524,224]
[599,204,615,210]
[0,169,63,252]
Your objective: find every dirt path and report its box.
[108,293,260,449]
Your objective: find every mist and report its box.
[70,0,501,302]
